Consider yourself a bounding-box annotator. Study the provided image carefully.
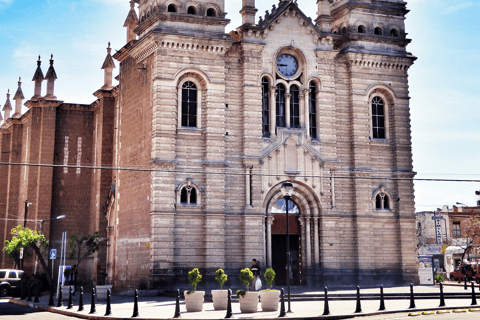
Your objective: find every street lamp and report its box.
[280,182,294,313]
[23,200,32,228]
[34,215,67,274]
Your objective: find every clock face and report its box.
[277,54,299,78]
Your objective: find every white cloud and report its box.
[0,0,12,9]
[444,1,476,13]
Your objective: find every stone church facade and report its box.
[1,0,418,289]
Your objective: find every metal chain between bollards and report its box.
[439,282,445,307]
[132,289,139,317]
[354,286,362,313]
[105,289,112,316]
[408,283,416,309]
[225,288,233,319]
[67,286,73,309]
[322,287,330,316]
[378,285,386,311]
[279,288,286,317]
[89,288,96,314]
[174,289,181,318]
[78,287,84,312]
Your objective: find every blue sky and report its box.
[0,0,479,212]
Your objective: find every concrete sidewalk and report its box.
[7,284,480,320]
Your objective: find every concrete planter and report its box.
[239,291,259,313]
[96,285,113,300]
[259,290,280,311]
[184,290,204,312]
[211,290,229,310]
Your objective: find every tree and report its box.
[67,232,102,290]
[461,217,480,266]
[3,225,52,288]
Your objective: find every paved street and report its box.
[0,300,76,320]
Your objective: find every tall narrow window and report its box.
[181,81,197,127]
[372,96,386,139]
[309,82,317,139]
[262,77,270,137]
[181,188,188,203]
[276,84,286,129]
[190,188,197,204]
[375,193,390,210]
[290,85,300,128]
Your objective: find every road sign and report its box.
[431,216,444,220]
[49,249,57,260]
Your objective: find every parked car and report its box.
[0,269,24,297]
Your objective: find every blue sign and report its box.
[49,249,57,260]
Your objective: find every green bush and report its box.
[236,289,246,298]
[435,274,445,283]
[239,268,253,290]
[215,269,228,290]
[264,268,276,290]
[188,268,202,292]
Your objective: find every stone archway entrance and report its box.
[271,199,302,285]
[264,181,322,287]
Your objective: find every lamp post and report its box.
[21,200,32,269]
[34,215,67,274]
[280,182,294,313]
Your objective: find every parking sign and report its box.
[49,249,57,260]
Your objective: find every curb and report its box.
[7,298,480,320]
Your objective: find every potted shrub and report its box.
[259,268,280,311]
[184,268,204,312]
[96,270,112,300]
[237,268,258,313]
[212,269,229,310]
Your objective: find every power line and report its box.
[1,161,480,183]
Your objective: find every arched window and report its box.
[375,193,390,210]
[206,8,216,17]
[290,85,300,128]
[180,186,197,204]
[374,27,382,35]
[187,6,196,15]
[372,96,385,139]
[358,25,366,33]
[341,27,347,35]
[276,84,286,129]
[168,4,177,12]
[309,82,317,139]
[390,29,399,37]
[262,77,270,137]
[181,81,197,127]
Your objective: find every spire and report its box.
[102,42,116,89]
[240,0,258,26]
[44,54,58,100]
[32,55,44,99]
[13,77,24,118]
[124,0,138,43]
[3,89,13,120]
[315,0,332,32]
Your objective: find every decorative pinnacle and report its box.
[130,0,134,9]
[107,42,112,54]
[7,89,10,98]
[37,55,41,66]
[18,77,21,86]
[50,54,54,65]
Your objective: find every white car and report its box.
[0,269,24,297]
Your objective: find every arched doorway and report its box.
[271,199,302,285]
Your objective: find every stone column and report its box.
[266,215,274,268]
[313,217,320,266]
[303,89,310,136]
[269,87,276,137]
[305,217,312,267]
[285,93,291,128]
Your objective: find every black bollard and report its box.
[465,276,468,290]
[26,281,32,302]
[408,283,415,309]
[322,287,330,316]
[48,286,55,306]
[439,283,445,307]
[67,286,73,309]
[89,288,96,314]
[378,285,386,311]
[57,285,64,307]
[225,289,233,319]
[279,288,286,317]
[34,281,40,303]
[354,286,362,313]
[78,287,84,311]
[20,280,27,300]
[174,289,181,318]
[132,289,139,318]
[105,289,112,316]
[472,282,477,305]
